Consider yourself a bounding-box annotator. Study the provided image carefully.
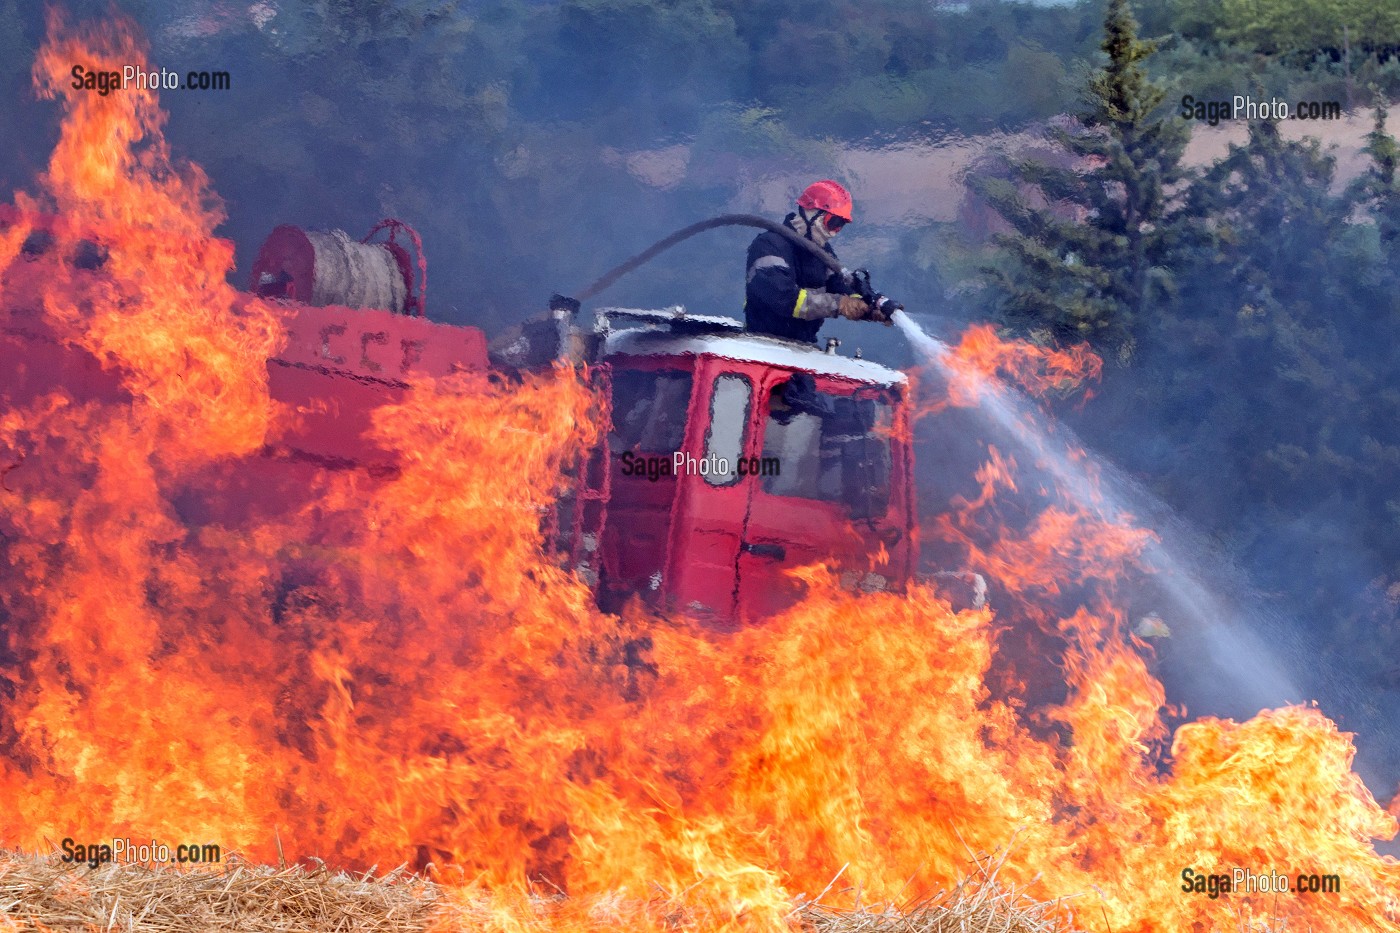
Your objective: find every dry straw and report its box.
[801,878,1082,933]
[0,849,1092,933]
[0,850,437,932]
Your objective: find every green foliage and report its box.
[1351,105,1400,250]
[517,0,747,140]
[1181,121,1342,312]
[975,0,1190,358]
[1153,0,1400,105]
[714,0,1098,136]
[688,105,830,168]
[1172,0,1400,56]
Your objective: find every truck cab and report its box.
[589,309,915,625]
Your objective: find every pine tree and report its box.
[1182,119,1342,312]
[974,0,1189,359]
[1355,105,1400,249]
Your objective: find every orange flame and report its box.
[922,323,1103,418]
[949,323,1103,399]
[0,13,1395,933]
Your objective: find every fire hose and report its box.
[557,213,902,320]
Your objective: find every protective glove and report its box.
[868,294,903,325]
[837,294,872,320]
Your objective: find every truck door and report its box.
[736,373,899,620]
[665,369,759,623]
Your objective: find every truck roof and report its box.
[601,328,907,387]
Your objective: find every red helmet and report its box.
[796,179,853,223]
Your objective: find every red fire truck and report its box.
[0,219,922,624]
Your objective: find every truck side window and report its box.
[702,374,752,487]
[759,411,823,499]
[761,383,893,518]
[609,369,692,454]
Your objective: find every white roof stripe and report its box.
[602,329,907,386]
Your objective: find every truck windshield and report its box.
[760,385,893,518]
[609,369,692,454]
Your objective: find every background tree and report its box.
[1352,105,1400,251]
[1172,0,1400,58]
[973,0,1190,359]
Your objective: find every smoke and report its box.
[897,311,1300,706]
[897,308,1400,811]
[1068,353,1400,799]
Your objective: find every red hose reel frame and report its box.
[361,218,428,318]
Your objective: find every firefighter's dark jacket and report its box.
[744,214,841,344]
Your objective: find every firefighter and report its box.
[744,180,893,343]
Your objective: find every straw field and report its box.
[0,849,1085,932]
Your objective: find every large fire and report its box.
[0,13,1397,932]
